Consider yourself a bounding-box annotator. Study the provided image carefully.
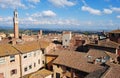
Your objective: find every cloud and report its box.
[0,16,13,26]
[48,0,75,7]
[81,0,87,6]
[81,6,101,15]
[0,15,119,29]
[18,16,81,26]
[27,0,40,4]
[28,4,36,8]
[0,17,3,21]
[0,0,40,9]
[117,15,120,18]
[42,10,56,17]
[31,10,56,17]
[111,7,120,12]
[30,19,80,26]
[0,0,27,9]
[103,9,112,14]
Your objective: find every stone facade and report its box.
[0,55,20,78]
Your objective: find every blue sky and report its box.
[0,0,120,31]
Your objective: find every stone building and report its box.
[0,44,20,78]
[109,29,120,44]
[62,31,72,48]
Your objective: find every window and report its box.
[42,51,44,54]
[57,65,59,68]
[42,61,44,64]
[11,69,17,75]
[66,67,71,71]
[34,63,36,67]
[24,67,27,72]
[0,57,5,64]
[65,39,67,42]
[10,55,15,62]
[15,14,17,18]
[56,73,60,78]
[38,59,40,64]
[29,65,32,69]
[28,53,31,57]
[34,52,36,57]
[52,74,54,78]
[112,33,115,37]
[41,49,45,54]
[23,54,27,59]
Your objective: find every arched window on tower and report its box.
[16,14,17,18]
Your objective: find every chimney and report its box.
[10,39,17,45]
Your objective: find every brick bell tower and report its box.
[13,9,19,38]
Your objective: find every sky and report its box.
[0,0,120,31]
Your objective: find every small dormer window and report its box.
[0,57,5,64]
[10,55,15,62]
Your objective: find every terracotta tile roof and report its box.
[109,29,120,33]
[105,52,118,59]
[39,40,50,49]
[98,40,120,49]
[86,49,109,61]
[88,39,120,49]
[47,50,104,73]
[14,41,40,53]
[14,40,50,53]
[0,38,10,44]
[0,44,19,57]
[29,69,53,78]
[103,64,120,78]
[23,69,53,78]
[85,68,107,78]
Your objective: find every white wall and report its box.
[62,34,72,47]
[21,50,45,76]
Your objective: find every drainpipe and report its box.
[12,46,23,78]
[19,54,23,78]
[71,68,73,78]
